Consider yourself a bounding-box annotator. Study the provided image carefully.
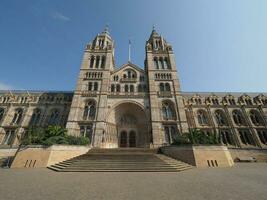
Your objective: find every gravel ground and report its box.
[0,163,266,200]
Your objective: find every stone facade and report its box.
[0,28,267,150]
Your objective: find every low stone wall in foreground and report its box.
[161,145,234,168]
[10,145,90,168]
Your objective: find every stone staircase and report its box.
[48,148,193,172]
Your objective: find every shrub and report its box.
[66,135,90,145]
[172,129,221,145]
[21,126,90,146]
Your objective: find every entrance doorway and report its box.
[120,131,127,147]
[119,130,136,148]
[129,131,136,147]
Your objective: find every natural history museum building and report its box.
[0,28,267,150]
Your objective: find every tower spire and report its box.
[102,24,110,34]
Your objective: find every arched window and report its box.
[154,58,159,69]
[116,84,120,92]
[256,129,267,144]
[90,56,94,68]
[232,110,245,126]
[101,56,105,68]
[212,98,219,105]
[130,85,134,93]
[238,129,255,145]
[0,108,4,122]
[83,101,96,120]
[95,56,100,68]
[250,110,264,126]
[159,83,164,92]
[111,84,115,92]
[164,58,170,69]
[162,101,176,120]
[125,85,129,93]
[88,82,93,91]
[228,98,236,105]
[12,108,23,125]
[143,85,147,92]
[30,108,42,126]
[219,130,234,145]
[94,82,98,91]
[159,57,164,69]
[197,110,209,125]
[245,98,253,105]
[138,84,142,92]
[80,124,93,143]
[48,109,60,125]
[164,125,177,144]
[165,83,171,91]
[215,110,227,126]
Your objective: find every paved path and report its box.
[0,163,267,200]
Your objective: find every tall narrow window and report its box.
[215,110,227,126]
[130,85,134,93]
[159,83,164,91]
[88,82,93,91]
[138,84,142,92]
[154,58,159,69]
[256,129,267,144]
[2,130,15,145]
[49,109,60,125]
[197,110,209,125]
[219,129,234,145]
[83,101,96,120]
[250,110,263,126]
[125,85,129,93]
[12,108,23,125]
[95,56,100,68]
[80,125,93,143]
[165,83,171,91]
[116,84,120,92]
[0,108,4,122]
[94,82,98,91]
[238,129,255,146]
[101,56,105,68]
[30,109,42,126]
[111,84,115,92]
[162,101,176,120]
[90,56,94,68]
[232,110,245,126]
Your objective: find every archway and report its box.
[106,101,149,148]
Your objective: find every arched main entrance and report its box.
[106,102,150,148]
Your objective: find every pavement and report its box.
[0,163,266,200]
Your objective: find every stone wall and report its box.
[11,145,90,168]
[161,145,234,168]
[229,148,267,162]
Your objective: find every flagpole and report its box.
[128,39,131,62]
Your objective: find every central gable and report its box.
[112,62,144,75]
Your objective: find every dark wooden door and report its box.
[129,131,136,147]
[120,131,127,147]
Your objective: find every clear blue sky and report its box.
[0,0,266,92]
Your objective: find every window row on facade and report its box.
[87,82,99,91]
[110,84,147,93]
[84,72,103,79]
[0,107,67,127]
[186,94,267,106]
[194,109,266,127]
[89,55,106,69]
[0,94,72,104]
[155,73,172,80]
[153,57,171,70]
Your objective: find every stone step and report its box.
[47,148,193,172]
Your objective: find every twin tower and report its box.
[66,27,188,148]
